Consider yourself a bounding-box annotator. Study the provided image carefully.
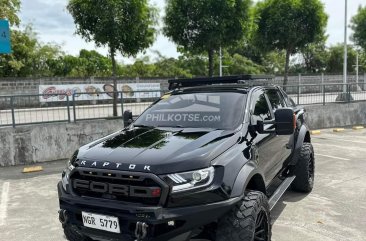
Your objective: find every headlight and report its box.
[163,167,215,193]
[66,160,75,172]
[62,150,78,191]
[67,150,79,171]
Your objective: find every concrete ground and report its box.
[0,128,365,241]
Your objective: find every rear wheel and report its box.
[292,142,315,193]
[216,191,271,241]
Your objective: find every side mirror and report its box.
[274,108,295,135]
[123,110,133,127]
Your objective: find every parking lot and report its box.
[0,128,365,241]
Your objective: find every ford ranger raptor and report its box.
[58,75,314,241]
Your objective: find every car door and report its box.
[249,89,284,185]
[265,88,293,169]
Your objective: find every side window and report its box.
[251,91,272,124]
[266,89,285,112]
[279,88,296,107]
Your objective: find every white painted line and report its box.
[334,139,366,144]
[313,138,366,144]
[317,154,350,161]
[0,182,10,226]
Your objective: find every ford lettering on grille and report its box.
[73,179,161,198]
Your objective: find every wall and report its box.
[0,119,123,166]
[1,75,365,109]
[0,77,170,96]
[306,101,366,130]
[0,102,366,166]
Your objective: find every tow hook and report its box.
[58,209,68,225]
[134,222,148,241]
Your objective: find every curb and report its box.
[333,128,345,132]
[22,166,43,173]
[310,130,321,135]
[353,126,364,130]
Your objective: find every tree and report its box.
[164,0,252,77]
[0,0,21,26]
[351,5,366,51]
[125,56,156,77]
[78,49,112,77]
[300,41,329,73]
[67,0,157,116]
[0,24,67,77]
[176,54,208,77]
[326,44,357,74]
[0,26,37,77]
[254,0,327,86]
[261,51,286,75]
[34,43,64,77]
[48,55,78,77]
[152,57,191,78]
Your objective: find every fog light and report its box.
[151,188,161,197]
[168,221,175,226]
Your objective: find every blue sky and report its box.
[19,0,365,63]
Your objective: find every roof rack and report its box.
[168,75,274,90]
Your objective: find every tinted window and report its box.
[134,92,246,130]
[279,88,296,107]
[251,91,272,124]
[266,89,285,111]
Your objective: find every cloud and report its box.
[20,0,74,34]
[18,0,366,62]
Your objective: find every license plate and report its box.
[82,211,121,233]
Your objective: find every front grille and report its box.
[70,167,168,206]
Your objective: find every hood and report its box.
[74,127,239,174]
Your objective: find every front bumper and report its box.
[58,182,241,241]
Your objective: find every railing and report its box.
[0,90,165,127]
[1,83,366,128]
[284,83,366,105]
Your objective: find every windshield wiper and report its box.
[132,124,155,128]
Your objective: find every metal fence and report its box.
[1,84,366,128]
[0,90,166,127]
[284,83,366,105]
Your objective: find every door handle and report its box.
[251,147,259,161]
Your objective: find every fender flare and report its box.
[230,161,265,198]
[290,124,311,165]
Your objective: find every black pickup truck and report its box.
[58,75,314,241]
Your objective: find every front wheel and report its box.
[216,191,271,241]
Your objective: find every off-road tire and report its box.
[64,225,92,241]
[216,191,271,241]
[292,142,315,193]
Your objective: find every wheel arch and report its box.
[304,130,311,143]
[245,174,266,194]
[290,124,311,165]
[230,161,266,198]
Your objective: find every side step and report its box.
[268,176,296,211]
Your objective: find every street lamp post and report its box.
[337,0,353,101]
[219,47,228,76]
[343,0,348,93]
[356,51,359,86]
[219,47,223,77]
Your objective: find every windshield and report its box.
[134,92,246,130]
